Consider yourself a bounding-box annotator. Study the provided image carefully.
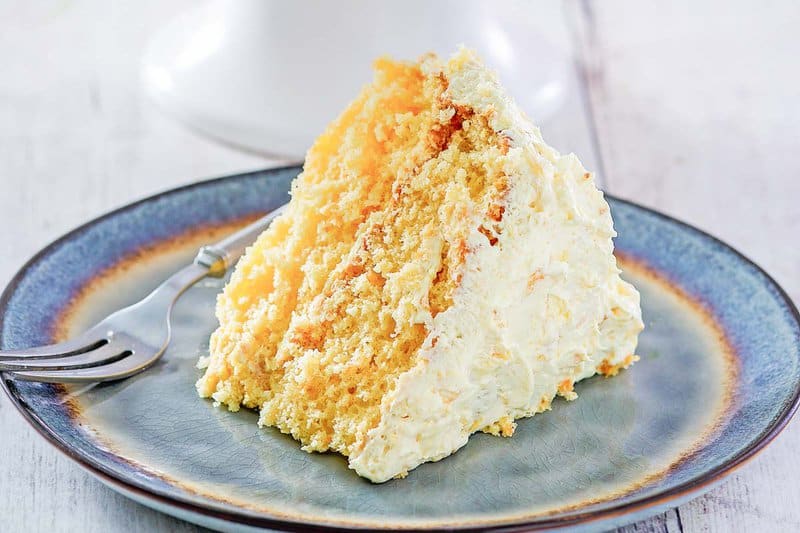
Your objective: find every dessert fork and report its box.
[0,205,286,383]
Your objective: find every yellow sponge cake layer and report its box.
[197,59,438,409]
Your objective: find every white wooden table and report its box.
[1,1,798,531]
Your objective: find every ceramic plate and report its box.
[2,166,799,532]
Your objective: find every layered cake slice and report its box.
[197,48,643,482]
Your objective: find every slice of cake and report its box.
[197,48,643,483]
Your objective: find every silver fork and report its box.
[0,204,286,383]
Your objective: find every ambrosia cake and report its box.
[197,48,643,482]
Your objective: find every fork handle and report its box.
[193,204,287,276]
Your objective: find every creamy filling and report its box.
[349,51,643,482]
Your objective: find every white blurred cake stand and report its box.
[142,0,571,159]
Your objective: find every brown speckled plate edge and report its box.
[2,166,799,532]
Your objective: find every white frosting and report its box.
[348,50,643,482]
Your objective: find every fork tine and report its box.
[9,346,162,383]
[0,329,109,360]
[0,338,131,372]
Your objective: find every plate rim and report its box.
[2,166,799,531]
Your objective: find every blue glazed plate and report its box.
[1,166,799,532]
